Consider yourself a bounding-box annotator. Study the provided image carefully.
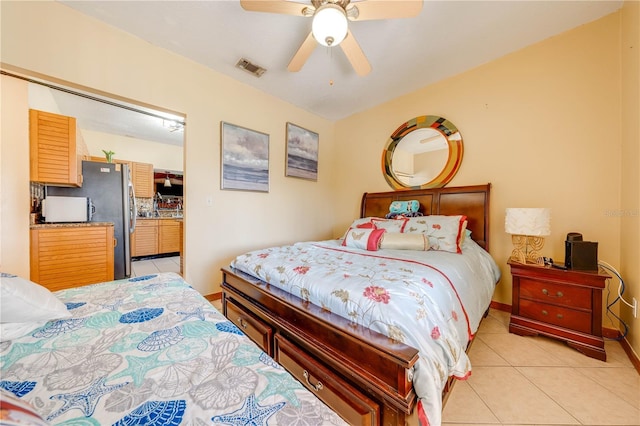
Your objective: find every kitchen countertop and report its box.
[137,217,182,220]
[30,222,114,229]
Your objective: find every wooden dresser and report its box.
[508,261,609,361]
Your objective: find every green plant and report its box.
[102,150,115,163]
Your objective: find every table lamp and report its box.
[505,208,551,264]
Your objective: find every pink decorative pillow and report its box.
[342,228,386,251]
[403,215,468,253]
[371,217,408,233]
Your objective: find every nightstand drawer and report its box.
[519,299,592,333]
[520,278,591,309]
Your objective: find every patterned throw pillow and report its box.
[403,215,468,253]
[342,228,386,251]
[371,217,408,233]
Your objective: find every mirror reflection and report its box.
[382,115,463,190]
[391,128,449,187]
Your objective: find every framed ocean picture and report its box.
[285,122,318,181]
[221,122,269,192]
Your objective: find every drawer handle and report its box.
[542,289,563,298]
[303,370,323,392]
[542,310,548,316]
[557,313,563,319]
[237,317,248,329]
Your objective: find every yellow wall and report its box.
[81,129,184,173]
[620,0,640,361]
[0,1,336,294]
[0,76,30,278]
[334,10,638,357]
[335,13,622,287]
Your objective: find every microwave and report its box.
[42,196,93,223]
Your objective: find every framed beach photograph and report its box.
[221,122,269,192]
[285,122,319,181]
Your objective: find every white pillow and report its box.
[0,322,50,342]
[0,273,71,341]
[403,215,468,253]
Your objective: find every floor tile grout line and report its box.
[463,376,503,425]
[475,311,577,426]
[511,365,584,425]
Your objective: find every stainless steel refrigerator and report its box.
[46,160,136,279]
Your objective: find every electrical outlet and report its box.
[634,297,638,318]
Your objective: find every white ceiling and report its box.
[47,0,622,143]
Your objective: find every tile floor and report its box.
[143,259,640,425]
[442,309,640,425]
[131,255,181,276]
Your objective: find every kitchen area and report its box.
[26,79,185,291]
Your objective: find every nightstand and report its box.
[508,261,609,361]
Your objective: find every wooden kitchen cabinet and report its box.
[30,225,114,291]
[131,219,158,257]
[508,261,609,361]
[159,219,181,254]
[132,162,154,198]
[132,219,181,257]
[29,109,85,186]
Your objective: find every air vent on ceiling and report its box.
[236,58,266,77]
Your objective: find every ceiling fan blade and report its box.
[288,32,317,72]
[240,0,309,16]
[340,30,371,76]
[351,0,423,21]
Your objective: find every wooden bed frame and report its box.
[221,184,491,425]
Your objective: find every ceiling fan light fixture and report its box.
[312,4,348,47]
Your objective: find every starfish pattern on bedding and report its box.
[46,376,130,421]
[109,351,171,386]
[177,307,206,321]
[211,394,284,425]
[258,371,300,406]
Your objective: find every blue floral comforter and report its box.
[231,238,501,426]
[0,273,345,425]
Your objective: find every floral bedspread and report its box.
[231,238,501,426]
[0,273,346,425]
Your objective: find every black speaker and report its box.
[565,233,598,271]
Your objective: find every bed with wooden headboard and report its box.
[221,184,497,426]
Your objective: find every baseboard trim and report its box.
[204,292,222,302]
[602,327,640,375]
[489,300,511,312]
[489,301,639,374]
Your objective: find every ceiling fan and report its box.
[240,0,423,76]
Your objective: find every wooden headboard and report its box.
[360,184,491,251]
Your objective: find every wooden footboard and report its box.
[222,266,419,425]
